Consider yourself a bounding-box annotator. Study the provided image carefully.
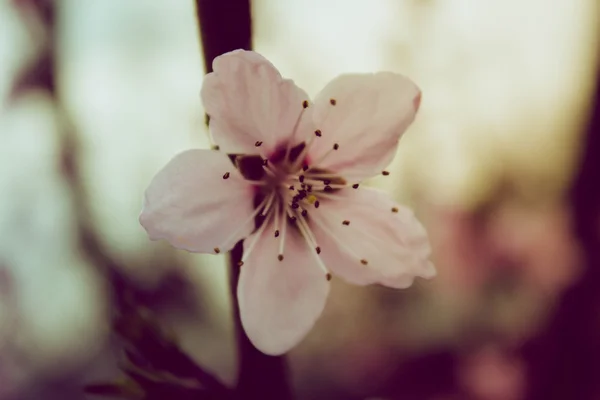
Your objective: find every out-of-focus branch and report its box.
[194,1,294,399]
[523,73,600,399]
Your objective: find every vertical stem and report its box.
[194,1,294,398]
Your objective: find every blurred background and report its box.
[0,0,599,399]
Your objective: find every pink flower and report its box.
[139,50,435,355]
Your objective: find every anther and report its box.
[301,209,308,217]
[323,179,331,185]
[214,247,220,254]
[299,175,305,183]
[291,202,299,209]
[289,185,295,190]
[391,207,399,213]
[324,185,333,192]
[333,143,339,150]
[255,141,263,147]
[326,273,332,281]
[262,159,268,166]
[307,184,313,192]
[314,200,320,208]
[382,170,390,176]
[316,246,321,254]
[274,230,280,237]
[314,129,322,137]
[302,100,309,108]
[352,183,359,189]
[342,220,350,226]
[237,261,244,267]
[360,259,368,265]
[290,216,297,223]
[330,98,337,105]
[278,254,284,261]
[222,172,230,179]
[302,164,309,171]
[212,145,220,151]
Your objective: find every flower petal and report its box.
[309,188,435,287]
[201,50,310,155]
[304,73,420,180]
[140,149,256,253]
[238,219,330,355]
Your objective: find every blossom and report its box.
[139,50,436,355]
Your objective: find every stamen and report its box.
[382,170,390,176]
[391,207,399,213]
[278,254,284,261]
[302,164,309,171]
[326,273,332,281]
[289,185,295,190]
[292,209,330,276]
[342,220,350,226]
[360,259,368,265]
[301,209,308,217]
[241,211,273,264]
[314,200,320,208]
[330,98,337,105]
[299,175,305,183]
[275,230,280,237]
[222,172,230,179]
[333,143,339,150]
[314,129,322,137]
[302,100,309,108]
[278,205,288,259]
[352,184,359,189]
[255,141,263,147]
[316,246,321,254]
[216,192,274,251]
[214,247,220,254]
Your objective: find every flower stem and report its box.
[194,1,294,398]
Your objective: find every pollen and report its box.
[278,254,284,261]
[222,172,230,179]
[330,98,337,105]
[302,100,309,108]
[360,259,368,265]
[391,207,399,213]
[214,247,220,254]
[315,129,322,137]
[255,141,263,147]
[342,220,350,226]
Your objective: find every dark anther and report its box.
[307,184,313,192]
[343,220,350,226]
[330,98,337,105]
[212,145,220,151]
[323,179,331,185]
[214,247,220,254]
[391,207,399,213]
[333,143,339,150]
[299,175,305,183]
[290,216,297,223]
[382,170,390,176]
[278,254,284,261]
[291,202,299,209]
[302,100,309,108]
[275,230,280,237]
[222,172,230,179]
[238,261,244,267]
[302,164,309,171]
[324,185,333,192]
[301,209,308,217]
[255,141,263,147]
[314,200,320,208]
[314,129,322,137]
[316,246,321,254]
[360,259,368,265]
[289,185,295,190]
[326,273,332,281]
[262,159,268,166]
[352,183,359,189]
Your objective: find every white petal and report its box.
[304,73,420,180]
[140,149,256,253]
[238,219,330,355]
[201,50,310,156]
[310,188,435,287]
